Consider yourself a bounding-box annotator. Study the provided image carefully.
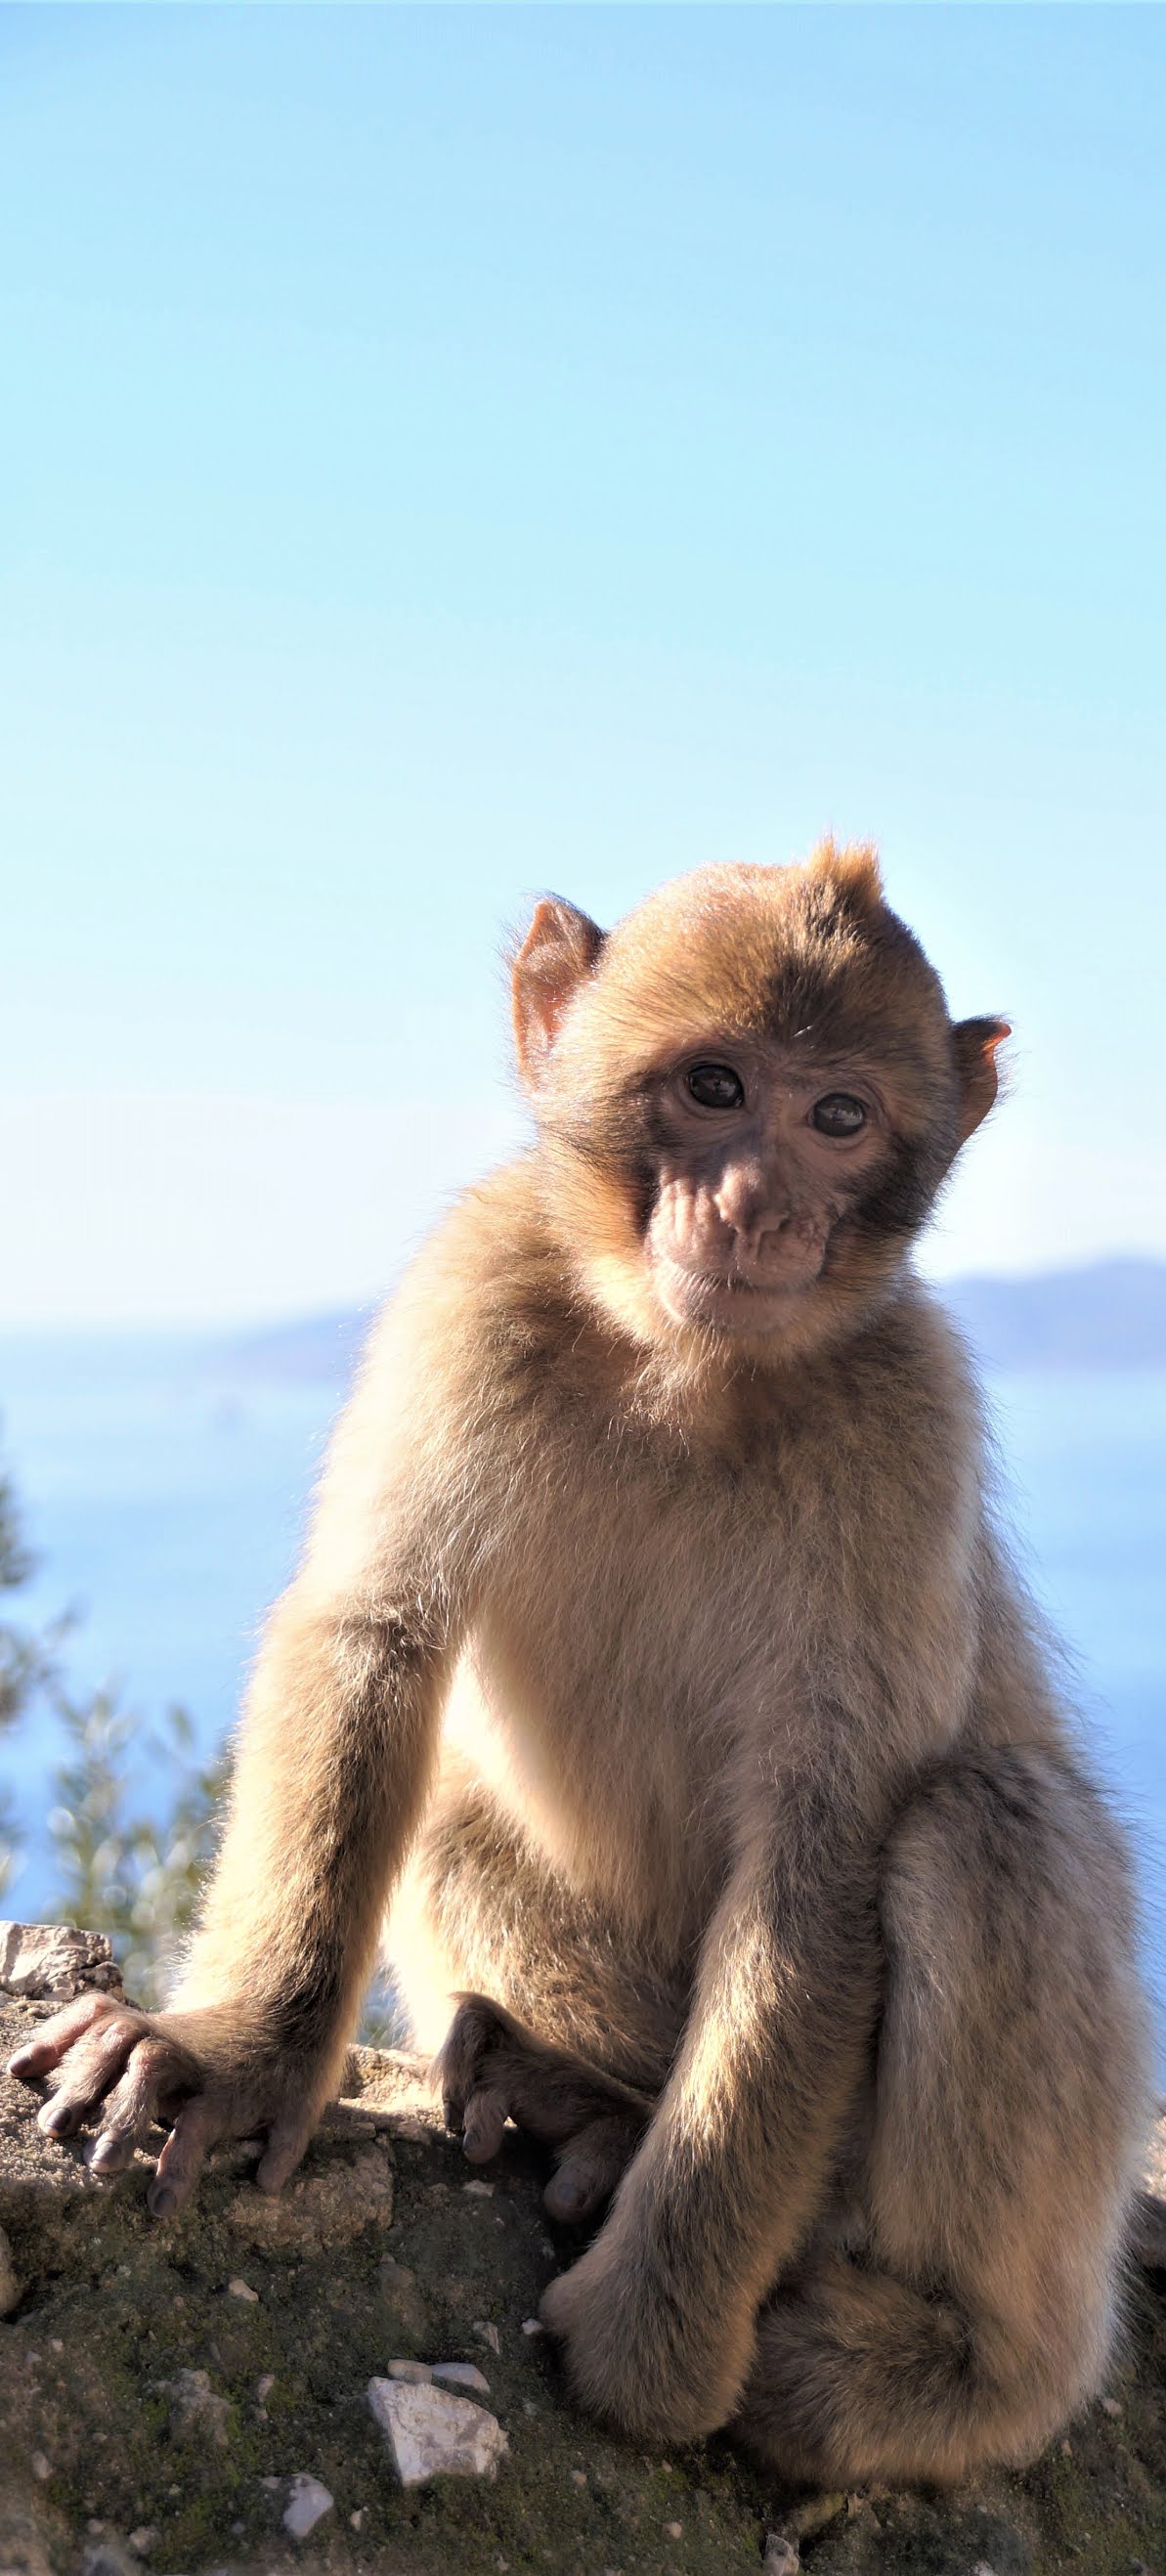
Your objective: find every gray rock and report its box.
[281,2475,334,2539]
[79,2545,140,2576]
[0,1921,123,2000]
[432,2360,492,2394]
[157,2369,232,2448]
[386,2356,433,2382]
[367,2376,509,2485]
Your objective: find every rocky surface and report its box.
[2,1924,1165,2576]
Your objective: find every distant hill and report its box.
[210,1258,1166,1385]
[943,1259,1166,1372]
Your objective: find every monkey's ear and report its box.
[952,1017,1011,1144]
[512,896,605,1086]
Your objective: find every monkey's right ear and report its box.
[512,896,605,1086]
[952,1016,1011,1145]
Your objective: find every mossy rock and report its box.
[3,1927,1165,2576]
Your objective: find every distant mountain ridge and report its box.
[213,1257,1166,1384]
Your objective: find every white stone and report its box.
[386,2356,433,2382]
[520,2316,543,2336]
[762,2539,800,2576]
[227,2278,259,2302]
[432,2360,491,2394]
[30,2454,51,2482]
[367,2377,508,2485]
[462,2178,494,2197]
[1101,2394,1123,2417]
[473,2319,501,2354]
[282,2474,334,2539]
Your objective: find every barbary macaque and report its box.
[11,844,1150,2483]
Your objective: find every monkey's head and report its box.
[512,843,1008,1365]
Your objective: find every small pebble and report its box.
[349,2511,366,2532]
[462,2178,494,2197]
[432,2361,491,2395]
[387,2357,433,2383]
[259,2476,281,2491]
[521,2317,543,2336]
[473,2319,501,2355]
[128,2533,157,2557]
[1101,2395,1123,2418]
[30,2455,51,2483]
[282,2474,334,2540]
[1060,2438,1073,2457]
[762,2540,799,2576]
[228,2278,259,2302]
[50,2338,64,2354]
[664,2521,683,2542]
[255,2374,275,2404]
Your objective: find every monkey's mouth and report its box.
[654,1255,820,1335]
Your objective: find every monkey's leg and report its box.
[732,1746,1148,2486]
[389,1768,689,2087]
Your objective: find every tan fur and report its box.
[11,845,1150,2483]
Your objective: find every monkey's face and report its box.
[512,847,1008,1363]
[638,1039,894,1336]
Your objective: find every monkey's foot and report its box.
[435,1992,650,2223]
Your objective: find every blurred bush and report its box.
[0,1441,226,1998]
[0,1444,401,2039]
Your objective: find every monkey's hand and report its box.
[7,1990,323,2217]
[540,2206,749,2442]
[437,1993,648,2224]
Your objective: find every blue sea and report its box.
[1,1333,1163,2058]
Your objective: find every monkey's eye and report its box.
[686,1063,746,1111]
[811,1092,867,1137]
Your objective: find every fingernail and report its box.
[39,2102,70,2136]
[8,2049,32,2074]
[89,2139,118,2172]
[151,2185,177,2218]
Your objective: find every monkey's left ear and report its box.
[952,1017,1011,1145]
[512,896,605,1087]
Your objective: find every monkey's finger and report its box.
[543,2115,638,2224]
[8,1991,119,2082]
[148,2098,219,2218]
[37,2017,142,2138]
[460,2086,508,2163]
[256,2108,316,2198]
[87,2039,178,2174]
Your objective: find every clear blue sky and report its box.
[2,6,1164,1326]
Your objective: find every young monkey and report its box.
[11,844,1150,2486]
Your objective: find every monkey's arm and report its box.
[540,1759,886,2440]
[8,1275,490,2215]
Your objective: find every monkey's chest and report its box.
[443,1517,779,1943]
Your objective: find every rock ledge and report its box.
[3,1924,1166,2576]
